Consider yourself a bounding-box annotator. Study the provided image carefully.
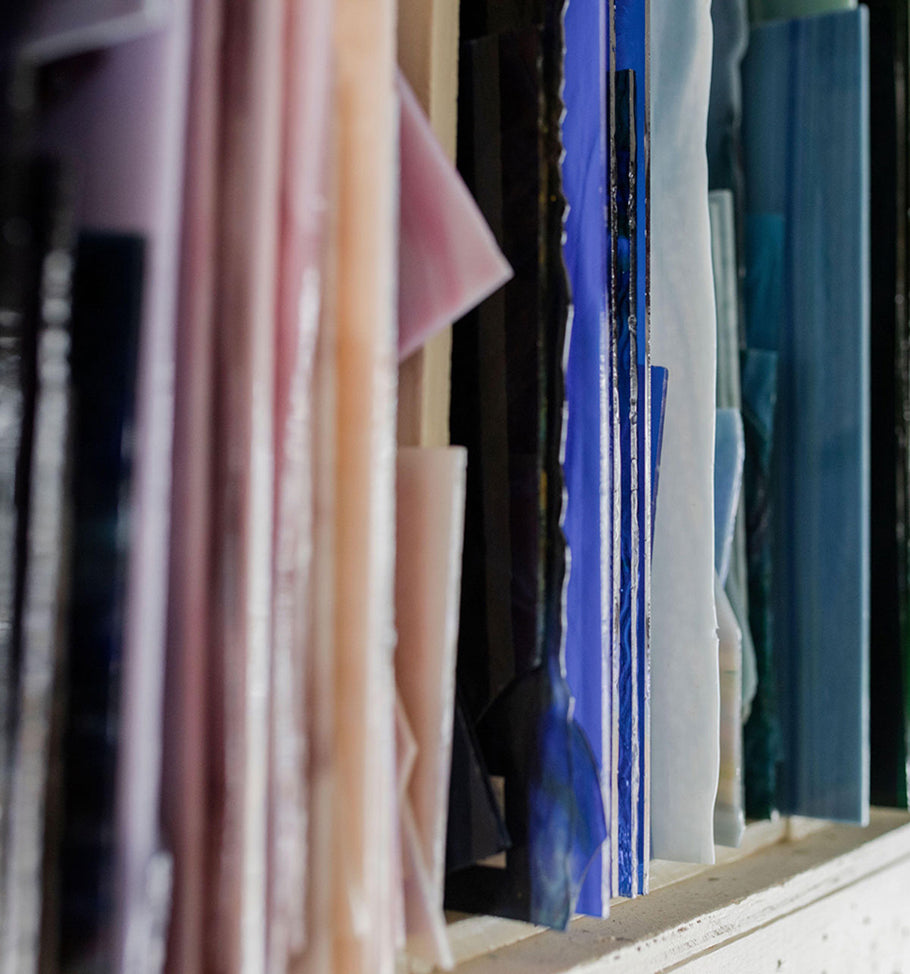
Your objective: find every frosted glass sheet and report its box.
[649,0,719,865]
[37,15,191,968]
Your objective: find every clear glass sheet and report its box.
[18,0,167,64]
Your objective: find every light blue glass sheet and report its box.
[709,189,756,716]
[714,408,745,587]
[742,8,870,822]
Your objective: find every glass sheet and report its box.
[397,72,511,363]
[743,8,870,822]
[649,0,719,865]
[610,66,645,900]
[708,0,748,195]
[59,232,144,973]
[709,189,756,716]
[446,14,606,929]
[714,577,746,848]
[2,164,76,974]
[714,409,745,588]
[562,0,610,918]
[36,15,192,966]
[613,7,652,892]
[749,0,855,22]
[867,0,910,810]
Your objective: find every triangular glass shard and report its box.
[397,72,511,363]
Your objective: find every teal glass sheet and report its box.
[742,8,870,822]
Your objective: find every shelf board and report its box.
[403,809,910,972]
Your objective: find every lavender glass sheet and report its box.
[19,0,167,64]
[36,14,191,966]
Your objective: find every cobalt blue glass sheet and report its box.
[613,11,652,892]
[610,66,647,900]
[650,365,669,520]
[614,0,647,372]
[562,0,611,919]
[742,9,870,822]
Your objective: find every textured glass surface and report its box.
[743,9,870,822]
[613,6,652,894]
[611,66,648,900]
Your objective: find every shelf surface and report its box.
[406,809,910,973]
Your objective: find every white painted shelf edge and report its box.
[401,808,910,972]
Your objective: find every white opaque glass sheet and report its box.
[649,0,719,865]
